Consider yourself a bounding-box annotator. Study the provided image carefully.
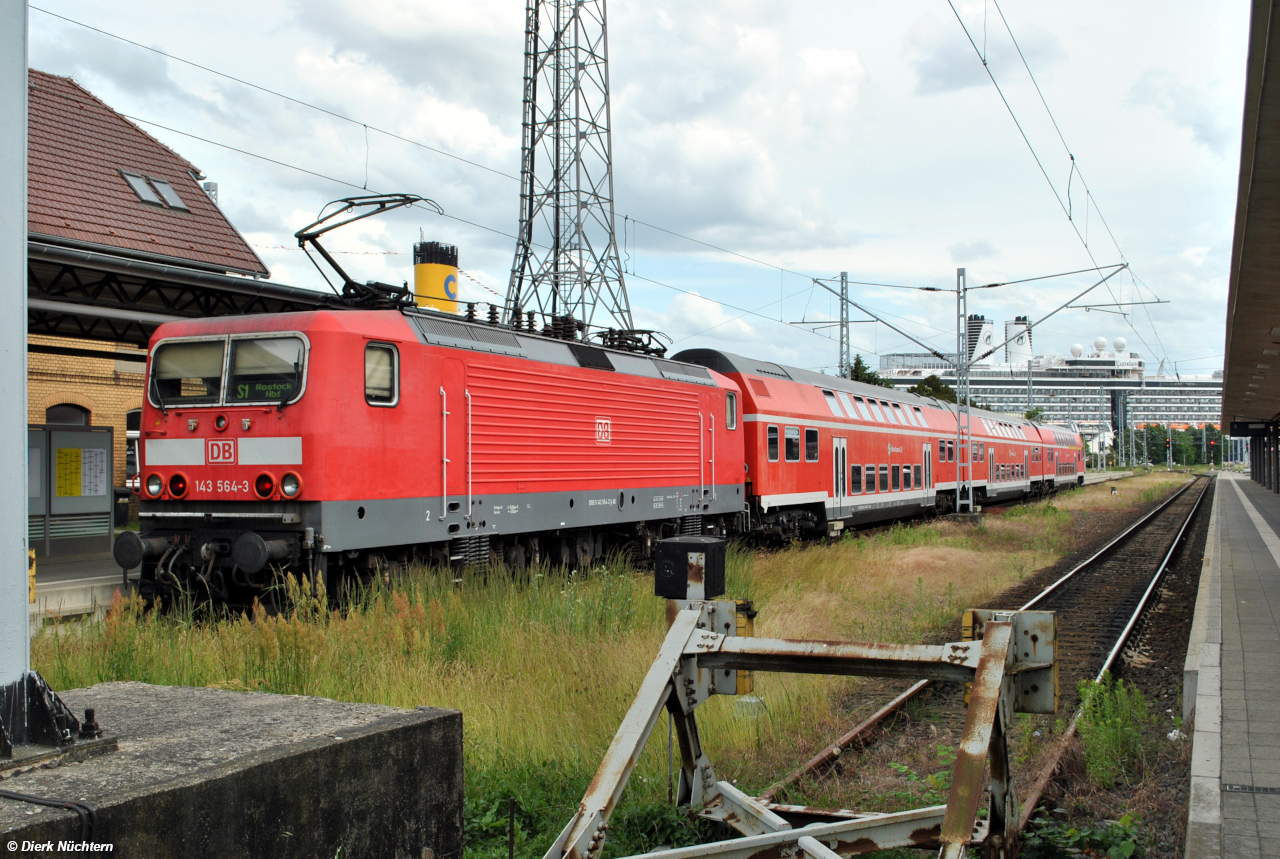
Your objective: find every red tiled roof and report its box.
[27,70,269,277]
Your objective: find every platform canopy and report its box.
[1224,0,1280,425]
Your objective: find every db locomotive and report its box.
[114,304,1083,606]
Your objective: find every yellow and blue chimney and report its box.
[413,241,460,313]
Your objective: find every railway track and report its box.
[759,474,1212,829]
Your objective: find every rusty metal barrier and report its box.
[544,542,1058,859]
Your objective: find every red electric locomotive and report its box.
[114,304,1084,605]
[116,308,746,606]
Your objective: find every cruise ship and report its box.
[878,315,1222,430]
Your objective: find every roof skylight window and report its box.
[121,170,162,205]
[150,178,189,211]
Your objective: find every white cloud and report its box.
[25,0,1249,375]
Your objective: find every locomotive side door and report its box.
[439,357,469,522]
[832,437,848,519]
[921,443,934,507]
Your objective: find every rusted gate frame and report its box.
[544,604,1056,859]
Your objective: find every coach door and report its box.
[440,357,469,522]
[1023,451,1030,489]
[832,437,848,519]
[921,443,935,507]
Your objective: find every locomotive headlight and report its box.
[145,474,164,498]
[280,472,302,498]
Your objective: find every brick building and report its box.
[25,70,269,503]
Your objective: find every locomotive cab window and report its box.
[726,392,738,430]
[767,426,779,462]
[228,336,306,405]
[150,338,226,406]
[365,343,399,405]
[805,428,819,461]
[785,427,801,462]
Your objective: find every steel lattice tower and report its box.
[505,0,633,333]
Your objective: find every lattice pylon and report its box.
[505,0,633,333]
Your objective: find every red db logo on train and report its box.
[208,438,236,464]
[595,417,611,445]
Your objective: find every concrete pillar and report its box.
[0,1,30,685]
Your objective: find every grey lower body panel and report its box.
[316,483,746,553]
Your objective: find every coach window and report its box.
[822,390,843,418]
[891,403,908,426]
[785,427,801,462]
[891,465,901,491]
[946,440,955,462]
[867,399,886,422]
[902,467,912,490]
[850,464,863,494]
[805,428,819,461]
[852,396,874,421]
[878,465,889,492]
[837,391,857,418]
[767,426,779,462]
[365,343,399,405]
[880,401,899,424]
[726,392,738,430]
[913,406,926,426]
[913,464,922,487]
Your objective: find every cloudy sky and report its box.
[28,0,1248,377]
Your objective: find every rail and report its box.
[756,475,1211,846]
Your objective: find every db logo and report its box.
[595,417,611,445]
[208,439,236,464]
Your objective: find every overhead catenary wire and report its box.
[31,7,947,299]
[34,4,1179,373]
[944,0,1169,368]
[989,0,1171,366]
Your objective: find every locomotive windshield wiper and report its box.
[149,373,167,416]
[277,360,301,412]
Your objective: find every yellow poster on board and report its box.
[55,447,82,497]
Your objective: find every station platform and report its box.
[1186,472,1280,857]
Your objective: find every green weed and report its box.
[1077,673,1154,788]
[1021,811,1144,858]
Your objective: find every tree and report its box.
[906,374,956,403]
[1024,407,1046,421]
[848,354,894,389]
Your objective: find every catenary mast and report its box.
[506,0,633,334]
